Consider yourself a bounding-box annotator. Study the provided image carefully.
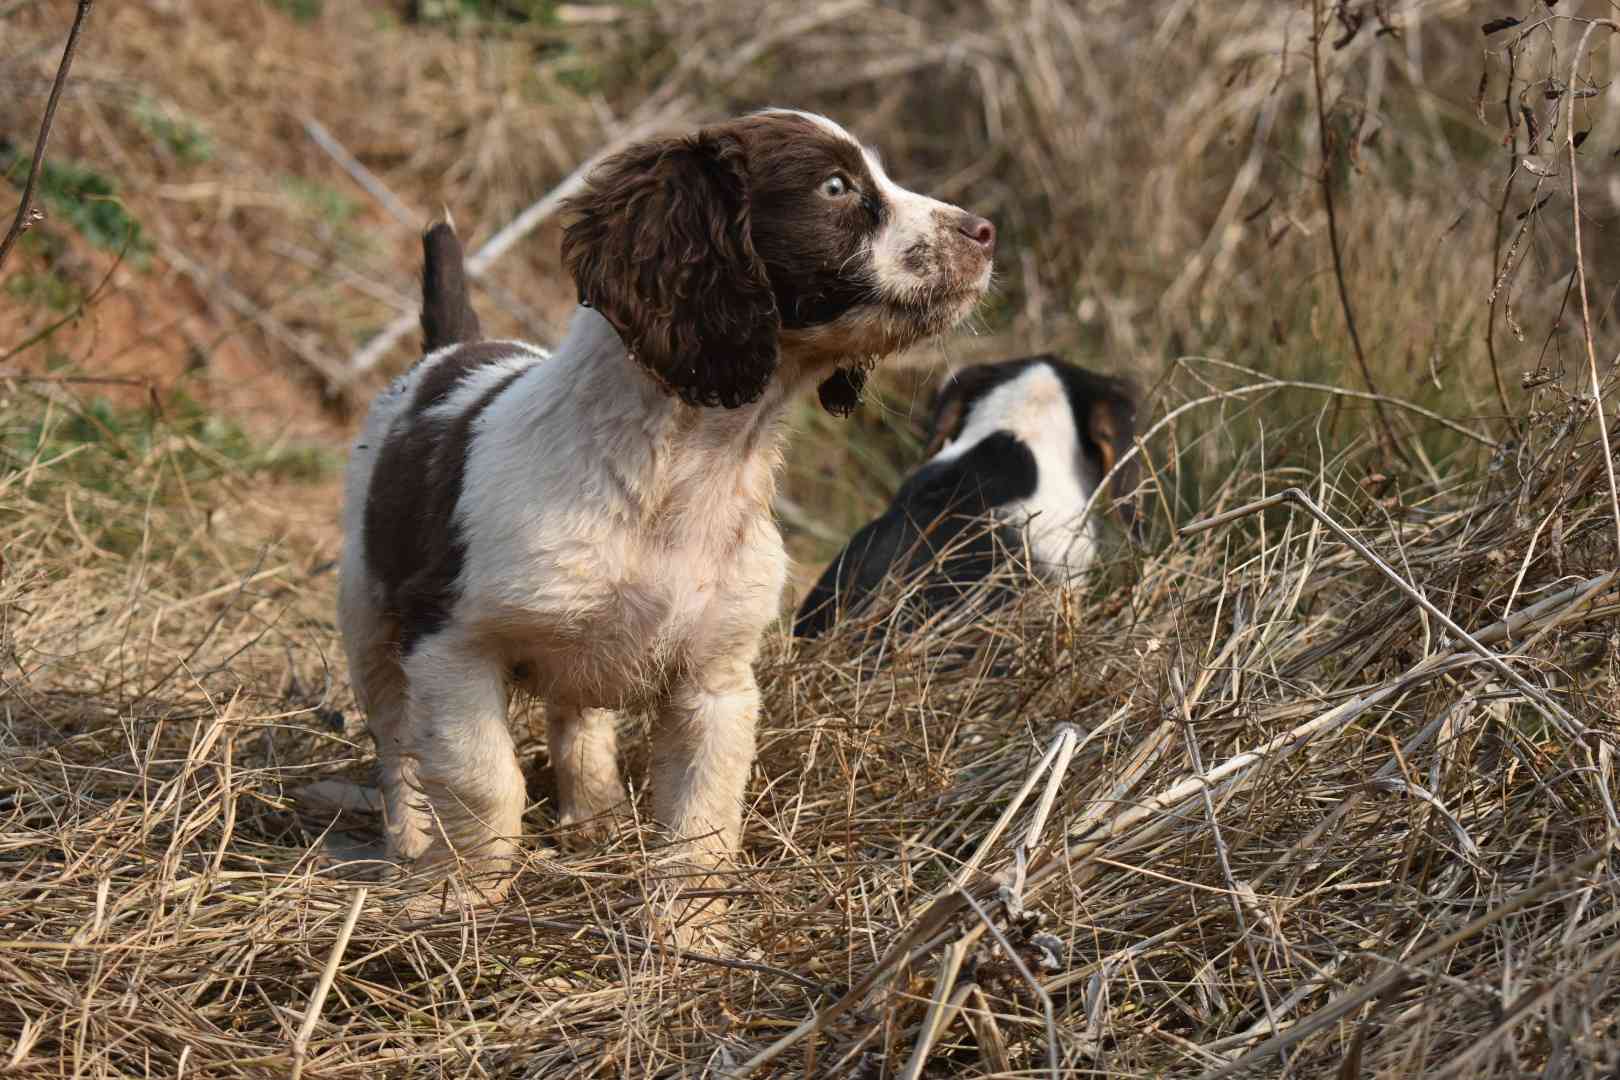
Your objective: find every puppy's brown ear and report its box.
[922,392,965,458]
[1083,384,1142,542]
[561,128,779,409]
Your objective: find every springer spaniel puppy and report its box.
[337,110,994,924]
[794,355,1138,643]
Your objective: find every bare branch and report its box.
[0,0,93,273]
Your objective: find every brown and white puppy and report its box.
[337,110,994,927]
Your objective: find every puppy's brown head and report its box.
[562,110,994,414]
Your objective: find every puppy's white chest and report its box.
[473,518,784,707]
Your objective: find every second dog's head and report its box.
[561,110,995,415]
[925,356,1143,540]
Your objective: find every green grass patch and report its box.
[133,99,215,166]
[413,0,562,24]
[4,268,84,314]
[281,176,360,228]
[4,233,84,314]
[267,0,323,21]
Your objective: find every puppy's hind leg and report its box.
[547,705,626,842]
[402,632,527,909]
[339,581,431,863]
[361,653,434,863]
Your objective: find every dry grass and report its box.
[3,0,1620,1077]
[5,349,1619,1077]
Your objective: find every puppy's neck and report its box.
[551,307,797,511]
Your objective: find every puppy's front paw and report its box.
[554,791,628,848]
[393,847,521,925]
[648,892,735,952]
[640,858,744,953]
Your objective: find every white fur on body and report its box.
[928,362,1103,579]
[339,315,789,892]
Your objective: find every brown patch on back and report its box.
[364,344,532,652]
[406,341,519,416]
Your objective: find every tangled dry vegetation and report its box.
[3,0,1620,1077]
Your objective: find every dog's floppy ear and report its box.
[561,128,779,409]
[921,362,1013,458]
[922,391,966,458]
[1080,379,1142,541]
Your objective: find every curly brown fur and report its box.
[561,131,780,410]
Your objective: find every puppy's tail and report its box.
[420,217,483,352]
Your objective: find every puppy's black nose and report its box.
[956,213,996,252]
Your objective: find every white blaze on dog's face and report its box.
[774,110,995,332]
[752,110,996,365]
[561,108,996,416]
[864,148,996,322]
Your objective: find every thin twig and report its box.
[1484,40,1519,421]
[0,222,134,364]
[0,0,92,273]
[1562,19,1620,560]
[1309,0,1405,465]
[301,115,420,231]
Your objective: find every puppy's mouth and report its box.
[882,275,990,333]
[793,270,989,417]
[785,272,986,337]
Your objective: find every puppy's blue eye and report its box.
[820,175,850,198]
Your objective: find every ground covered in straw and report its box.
[4,0,1620,1077]
[5,357,1618,1077]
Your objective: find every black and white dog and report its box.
[794,356,1139,641]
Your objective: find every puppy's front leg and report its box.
[402,632,526,908]
[547,704,626,841]
[648,659,758,940]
